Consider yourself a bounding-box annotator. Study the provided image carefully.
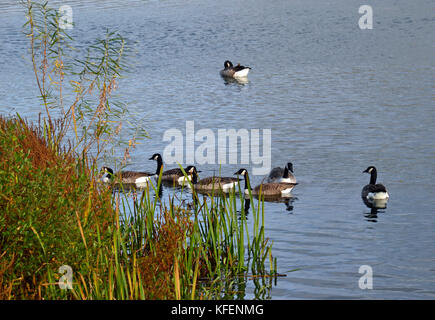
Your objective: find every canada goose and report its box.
[362,166,389,200]
[100,167,154,187]
[101,167,114,183]
[149,153,201,185]
[100,154,162,187]
[234,168,297,197]
[267,162,297,184]
[220,60,251,78]
[173,165,203,186]
[188,166,239,193]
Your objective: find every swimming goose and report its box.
[100,167,154,187]
[362,166,389,200]
[234,168,297,197]
[267,162,297,184]
[220,60,251,78]
[100,155,162,187]
[101,166,114,183]
[149,153,201,185]
[175,165,202,186]
[188,166,239,193]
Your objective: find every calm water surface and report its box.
[1,0,435,299]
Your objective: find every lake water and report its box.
[1,0,435,299]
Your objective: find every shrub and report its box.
[0,116,113,299]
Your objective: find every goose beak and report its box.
[149,156,154,160]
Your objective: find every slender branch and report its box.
[26,0,53,141]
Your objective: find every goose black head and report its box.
[234,168,248,176]
[149,153,162,161]
[286,162,294,173]
[185,166,201,174]
[224,60,233,68]
[185,165,200,184]
[363,166,378,185]
[101,166,114,175]
[363,166,377,174]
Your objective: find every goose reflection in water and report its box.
[237,198,251,217]
[261,196,298,213]
[242,194,298,214]
[222,76,249,86]
[228,194,299,218]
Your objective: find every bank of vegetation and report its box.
[0,1,277,299]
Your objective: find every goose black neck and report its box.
[243,173,251,191]
[283,166,289,178]
[155,158,163,175]
[191,171,198,185]
[369,168,377,185]
[244,198,250,213]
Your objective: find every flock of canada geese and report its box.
[100,153,298,196]
[100,60,390,209]
[100,155,390,208]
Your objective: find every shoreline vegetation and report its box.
[0,1,278,299]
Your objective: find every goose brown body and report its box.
[251,181,296,196]
[234,168,297,197]
[187,167,239,193]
